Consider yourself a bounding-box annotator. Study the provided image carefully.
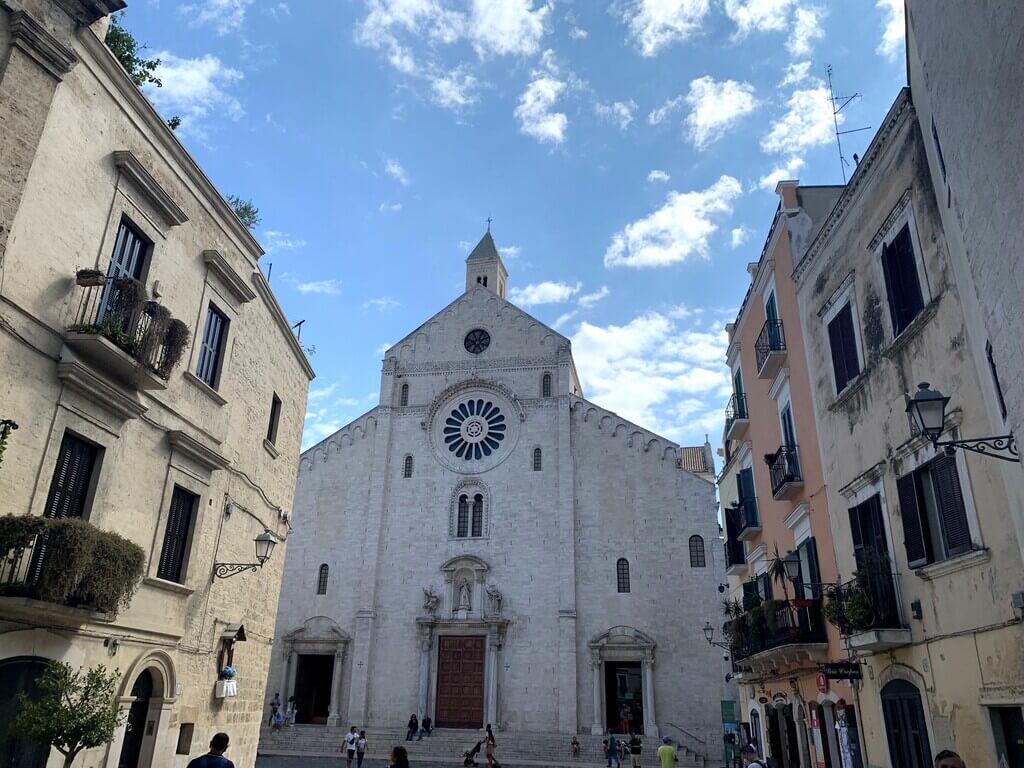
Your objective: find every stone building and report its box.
[268,234,726,749]
[790,87,1024,767]
[0,2,313,766]
[716,179,859,768]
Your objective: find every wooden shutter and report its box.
[828,311,851,392]
[930,455,972,557]
[43,433,98,521]
[800,537,822,598]
[197,306,226,387]
[896,473,929,568]
[882,226,924,335]
[157,487,196,583]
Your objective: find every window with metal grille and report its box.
[542,373,552,397]
[881,224,925,337]
[897,454,972,568]
[400,383,409,406]
[533,448,542,471]
[196,304,228,388]
[316,564,329,594]
[616,558,630,593]
[471,494,483,537]
[827,302,861,393]
[457,495,469,537]
[403,455,413,478]
[157,486,197,583]
[689,535,706,568]
[267,393,282,444]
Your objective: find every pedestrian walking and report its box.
[345,726,359,768]
[740,743,766,767]
[284,696,297,726]
[356,730,368,768]
[628,734,643,768]
[484,723,497,768]
[619,705,630,735]
[186,732,235,768]
[267,693,281,726]
[657,737,677,768]
[406,714,419,741]
[605,730,621,768]
[270,710,284,735]
[391,745,410,768]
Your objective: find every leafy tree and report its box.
[104,13,162,88]
[227,195,261,229]
[166,116,182,131]
[13,662,124,768]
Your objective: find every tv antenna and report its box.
[826,65,872,183]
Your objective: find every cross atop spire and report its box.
[486,215,493,233]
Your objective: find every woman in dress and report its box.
[484,724,497,768]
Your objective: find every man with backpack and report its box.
[740,743,767,767]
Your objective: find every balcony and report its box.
[755,319,786,379]
[767,445,803,500]
[727,599,829,674]
[0,515,145,625]
[724,393,750,441]
[63,276,190,392]
[826,565,911,652]
[735,497,761,542]
[725,538,747,576]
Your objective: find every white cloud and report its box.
[757,155,805,190]
[620,0,712,57]
[577,286,610,308]
[364,296,401,310]
[263,230,307,253]
[595,99,637,130]
[378,202,404,212]
[569,26,588,39]
[264,2,289,19]
[571,311,729,441]
[780,60,812,87]
[761,84,837,155]
[647,94,684,125]
[499,245,522,259]
[509,280,582,306]
[385,158,411,185]
[684,76,759,149]
[730,227,749,248]
[375,342,394,356]
[308,384,337,402]
[723,0,795,35]
[302,391,379,449]
[515,55,569,144]
[553,310,579,330]
[876,0,904,58]
[285,276,343,295]
[181,0,253,35]
[787,6,825,56]
[604,175,744,269]
[430,67,479,109]
[647,169,671,183]
[469,0,551,57]
[146,52,243,138]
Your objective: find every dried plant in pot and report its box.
[158,319,190,378]
[136,302,171,372]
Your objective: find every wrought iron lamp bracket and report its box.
[213,562,261,579]
[935,434,1018,463]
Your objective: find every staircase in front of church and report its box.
[258,725,709,767]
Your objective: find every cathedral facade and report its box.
[268,234,727,741]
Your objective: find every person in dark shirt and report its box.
[187,733,234,768]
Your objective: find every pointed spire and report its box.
[467,231,500,261]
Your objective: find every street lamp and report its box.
[782,552,802,584]
[213,529,278,579]
[702,621,731,651]
[906,382,1018,462]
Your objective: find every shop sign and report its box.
[821,661,862,680]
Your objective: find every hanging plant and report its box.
[0,420,18,469]
[158,319,191,378]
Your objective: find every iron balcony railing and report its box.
[827,565,904,636]
[725,538,745,570]
[735,496,760,536]
[767,445,802,496]
[728,599,828,662]
[755,319,786,371]
[725,393,749,432]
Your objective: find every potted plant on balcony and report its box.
[75,269,105,287]
[215,665,238,699]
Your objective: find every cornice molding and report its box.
[203,250,256,305]
[868,189,914,251]
[9,10,78,80]
[112,150,188,226]
[167,429,230,475]
[56,360,147,421]
[54,0,126,25]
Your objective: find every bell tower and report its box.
[465,231,508,299]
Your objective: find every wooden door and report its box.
[435,636,485,729]
[881,680,932,768]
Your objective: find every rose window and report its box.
[443,399,506,460]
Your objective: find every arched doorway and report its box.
[0,657,50,768]
[880,679,932,768]
[118,670,153,768]
[588,626,658,736]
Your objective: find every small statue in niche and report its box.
[422,586,440,614]
[457,580,472,611]
[485,584,503,615]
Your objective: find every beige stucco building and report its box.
[791,87,1024,767]
[0,2,314,766]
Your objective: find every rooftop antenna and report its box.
[826,64,872,183]
[292,319,305,340]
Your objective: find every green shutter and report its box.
[897,474,929,568]
[931,455,972,557]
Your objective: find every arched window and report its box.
[689,535,706,567]
[471,494,484,537]
[316,564,329,595]
[616,558,630,593]
[542,372,552,397]
[403,455,414,478]
[457,495,469,538]
[533,447,542,471]
[400,383,409,406]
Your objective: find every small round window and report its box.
[464,328,491,354]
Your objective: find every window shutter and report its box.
[931,454,972,556]
[828,311,850,392]
[44,434,97,521]
[897,473,929,568]
[739,467,755,503]
[803,537,822,598]
[882,226,924,335]
[158,487,196,583]
[842,308,861,380]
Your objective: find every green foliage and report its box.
[227,195,261,229]
[721,597,743,619]
[104,13,162,88]
[159,319,191,378]
[0,422,16,468]
[0,516,144,615]
[167,116,182,131]
[13,661,124,767]
[767,544,792,602]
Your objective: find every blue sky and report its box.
[124,0,906,451]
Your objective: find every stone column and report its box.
[328,647,346,725]
[348,609,376,724]
[283,649,296,699]
[418,626,433,718]
[590,649,604,735]
[642,654,658,736]
[485,627,499,726]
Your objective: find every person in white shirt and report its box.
[356,730,368,768]
[344,726,359,768]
